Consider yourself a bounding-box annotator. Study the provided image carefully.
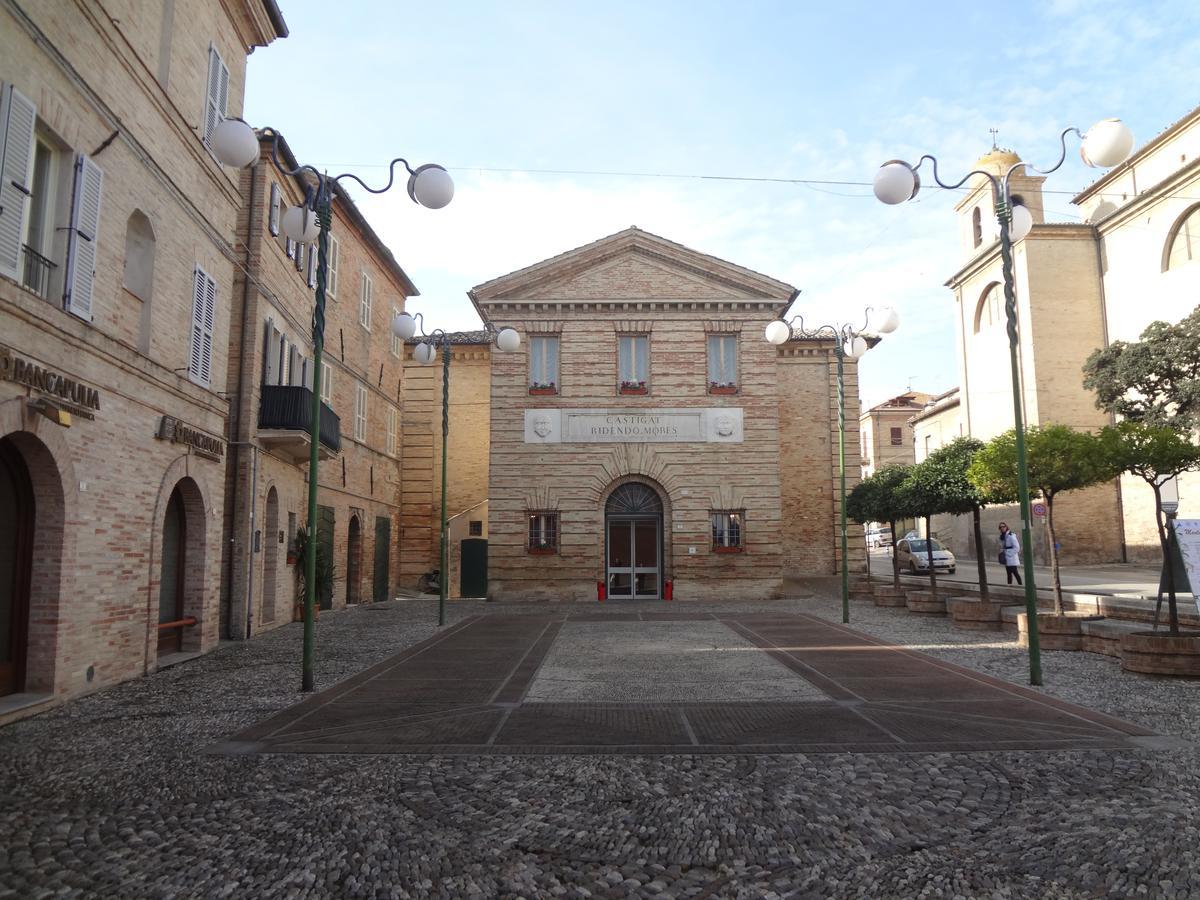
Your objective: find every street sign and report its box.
[1032,502,1047,518]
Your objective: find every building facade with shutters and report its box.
[0,0,285,722]
[222,131,415,638]
[466,228,864,602]
[857,391,933,479]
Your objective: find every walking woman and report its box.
[998,522,1022,585]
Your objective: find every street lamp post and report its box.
[872,118,1134,686]
[765,306,900,624]
[210,118,456,693]
[391,312,520,627]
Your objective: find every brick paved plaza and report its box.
[3,581,1200,898]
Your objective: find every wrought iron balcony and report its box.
[258,384,340,461]
[22,245,55,299]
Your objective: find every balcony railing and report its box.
[22,245,55,299]
[259,384,341,455]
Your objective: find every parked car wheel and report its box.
[949,567,956,574]
[908,561,918,574]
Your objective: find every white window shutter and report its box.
[263,319,278,384]
[0,84,37,281]
[203,46,229,146]
[327,233,339,299]
[288,344,301,385]
[64,154,103,320]
[268,182,280,236]
[306,244,316,288]
[190,265,216,385]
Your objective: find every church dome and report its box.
[973,148,1024,179]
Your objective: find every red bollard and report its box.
[664,580,673,601]
[597,580,606,602]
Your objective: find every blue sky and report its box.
[246,0,1200,406]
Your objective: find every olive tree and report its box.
[1098,421,1200,634]
[968,425,1112,614]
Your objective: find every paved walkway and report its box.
[222,610,1151,755]
[3,586,1198,898]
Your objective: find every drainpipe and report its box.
[224,159,259,639]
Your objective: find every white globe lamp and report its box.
[413,342,437,365]
[871,306,900,334]
[391,311,417,340]
[764,320,791,345]
[407,164,455,209]
[1080,118,1134,169]
[281,205,320,244]
[1010,203,1034,242]
[843,336,869,359]
[495,328,521,352]
[210,118,259,168]
[873,161,919,205]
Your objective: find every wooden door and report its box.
[0,438,33,696]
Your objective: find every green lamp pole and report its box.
[766,307,901,624]
[209,119,456,692]
[391,314,522,626]
[872,117,1136,686]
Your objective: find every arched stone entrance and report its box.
[0,436,34,695]
[262,487,279,625]
[153,476,207,660]
[157,485,187,655]
[0,423,66,697]
[346,514,362,605]
[604,482,664,600]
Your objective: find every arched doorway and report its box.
[0,436,34,696]
[158,485,187,656]
[346,514,362,605]
[605,482,663,600]
[262,487,279,625]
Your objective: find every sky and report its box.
[245,0,1200,407]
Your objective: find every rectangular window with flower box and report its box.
[529,335,559,394]
[711,510,744,552]
[707,334,738,394]
[617,334,649,394]
[527,511,558,554]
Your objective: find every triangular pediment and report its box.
[469,227,797,305]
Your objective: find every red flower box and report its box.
[713,545,744,553]
[529,386,558,396]
[528,546,557,555]
[619,384,648,395]
[708,384,738,395]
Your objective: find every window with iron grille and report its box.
[527,511,558,552]
[889,426,903,445]
[711,510,744,551]
[468,520,483,536]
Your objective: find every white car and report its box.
[895,537,956,574]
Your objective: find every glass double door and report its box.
[607,516,660,599]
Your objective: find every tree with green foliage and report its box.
[1083,306,1200,430]
[896,459,947,599]
[847,465,912,589]
[1098,421,1200,634]
[968,426,1113,614]
[918,437,1003,599]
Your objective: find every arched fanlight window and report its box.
[1164,204,1200,272]
[606,483,663,516]
[972,282,1003,334]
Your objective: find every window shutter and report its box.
[303,357,314,390]
[189,266,215,385]
[0,84,37,281]
[263,319,278,384]
[288,344,301,385]
[64,154,103,320]
[203,46,229,146]
[306,243,316,288]
[268,182,280,236]
[327,233,339,298]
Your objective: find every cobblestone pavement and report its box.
[2,583,1199,899]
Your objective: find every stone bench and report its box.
[873,585,908,608]
[905,591,948,615]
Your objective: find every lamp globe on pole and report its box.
[281,205,321,243]
[1010,203,1034,242]
[407,164,455,209]
[210,118,259,168]
[392,311,418,341]
[871,306,900,334]
[764,320,791,345]
[495,328,521,352]
[1080,118,1135,168]
[872,161,920,205]
[413,342,437,365]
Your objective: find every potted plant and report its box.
[529,381,557,396]
[709,381,737,395]
[528,540,557,556]
[619,380,648,395]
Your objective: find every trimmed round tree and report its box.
[848,465,912,590]
[1099,421,1200,635]
[968,425,1112,614]
[896,457,949,601]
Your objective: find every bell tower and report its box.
[953,144,1046,259]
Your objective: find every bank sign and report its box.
[0,343,101,419]
[524,408,744,443]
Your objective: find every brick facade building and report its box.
[0,0,285,722]
[221,131,415,638]
[464,228,863,602]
